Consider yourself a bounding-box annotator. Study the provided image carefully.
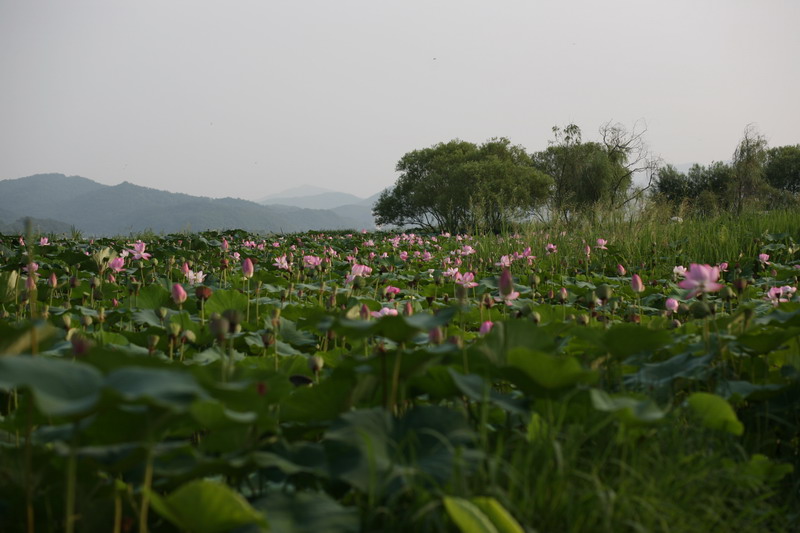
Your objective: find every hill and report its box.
[0,174,376,236]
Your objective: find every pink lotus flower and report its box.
[241,258,254,279]
[495,255,512,267]
[370,307,398,318]
[678,264,724,299]
[443,267,459,278]
[455,272,478,288]
[303,255,322,268]
[718,262,728,272]
[673,265,687,278]
[583,244,591,257]
[595,239,608,250]
[479,320,493,335]
[181,262,191,276]
[498,268,520,303]
[665,297,679,313]
[39,237,50,246]
[23,262,39,273]
[109,257,125,273]
[766,286,797,306]
[758,254,770,264]
[545,243,557,255]
[172,283,187,305]
[384,286,401,297]
[631,274,644,293]
[127,240,152,260]
[221,238,230,251]
[617,264,626,276]
[48,272,58,288]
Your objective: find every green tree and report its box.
[730,125,768,215]
[373,139,551,233]
[652,164,691,208]
[532,123,647,223]
[764,144,800,194]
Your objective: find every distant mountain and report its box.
[261,191,365,210]
[258,184,336,202]
[0,174,376,236]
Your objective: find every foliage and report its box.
[764,144,800,195]
[0,215,799,532]
[373,139,551,233]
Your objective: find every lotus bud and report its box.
[169,323,182,340]
[171,283,187,305]
[156,307,168,320]
[242,258,254,279]
[49,272,58,288]
[720,286,735,301]
[499,268,513,296]
[631,274,644,293]
[428,327,443,344]
[576,314,589,326]
[25,275,36,291]
[308,354,324,374]
[733,278,748,295]
[558,287,568,303]
[80,315,93,328]
[403,301,414,316]
[70,276,79,288]
[665,298,679,313]
[97,307,106,324]
[670,319,682,329]
[210,315,230,342]
[359,303,370,321]
[531,311,542,324]
[148,335,160,353]
[617,264,626,276]
[62,314,72,329]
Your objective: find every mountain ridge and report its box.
[0,174,376,236]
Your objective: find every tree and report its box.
[373,139,552,233]
[764,145,800,194]
[652,164,691,208]
[730,125,768,215]
[531,123,653,223]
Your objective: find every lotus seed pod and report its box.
[169,323,182,339]
[576,314,589,326]
[181,330,196,344]
[531,311,541,324]
[156,307,168,320]
[690,301,711,319]
[62,314,72,329]
[210,315,230,341]
[195,286,212,301]
[222,309,241,330]
[80,315,93,327]
[720,286,735,301]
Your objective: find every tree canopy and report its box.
[372,138,552,233]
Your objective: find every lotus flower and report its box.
[109,257,125,273]
[595,239,608,250]
[455,272,478,289]
[545,243,557,255]
[479,321,493,335]
[617,264,626,276]
[678,264,724,299]
[631,274,644,293]
[370,307,398,318]
[127,240,151,260]
[665,297,679,313]
[766,286,796,306]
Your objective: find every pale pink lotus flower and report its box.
[559,287,569,301]
[48,272,58,288]
[399,251,409,261]
[758,253,770,264]
[422,251,433,261]
[351,264,372,277]
[180,262,191,276]
[370,307,398,318]
[583,244,591,257]
[231,252,241,261]
[617,264,626,276]
[39,237,50,246]
[127,240,152,260]
[107,274,116,284]
[545,243,557,255]
[461,245,476,255]
[221,238,230,251]
[109,257,125,273]
[23,262,39,273]
[595,239,608,250]
[273,255,291,271]
[172,283,188,305]
[443,267,459,278]
[673,265,687,278]
[19,236,25,246]
[495,255,512,267]
[455,272,478,288]
[665,297,679,313]
[631,274,644,293]
[303,255,322,268]
[497,268,520,303]
[187,270,205,285]
[678,264,724,299]
[241,258,254,279]
[479,321,493,335]
[766,286,797,306]
[718,262,728,272]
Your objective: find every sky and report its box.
[1,1,798,201]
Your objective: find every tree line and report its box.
[373,123,799,233]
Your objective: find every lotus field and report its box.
[1,214,800,532]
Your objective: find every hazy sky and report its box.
[1,1,798,201]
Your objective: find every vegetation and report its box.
[373,138,552,233]
[0,208,799,532]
